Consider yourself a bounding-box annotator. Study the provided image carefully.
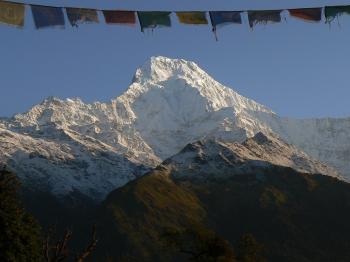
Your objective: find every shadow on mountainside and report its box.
[87,164,350,261]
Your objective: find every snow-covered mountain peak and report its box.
[12,96,100,128]
[164,133,342,180]
[133,56,204,84]
[13,56,273,133]
[1,56,350,201]
[126,56,273,114]
[106,56,276,159]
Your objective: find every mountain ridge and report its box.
[161,132,340,180]
[0,56,349,201]
[95,155,350,262]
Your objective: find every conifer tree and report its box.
[0,169,42,262]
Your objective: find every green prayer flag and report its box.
[325,6,350,23]
[137,12,171,32]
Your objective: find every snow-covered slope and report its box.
[0,56,349,201]
[162,132,341,180]
[0,126,149,200]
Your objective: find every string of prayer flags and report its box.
[176,12,208,25]
[325,6,350,24]
[66,8,99,27]
[31,5,65,29]
[137,11,171,32]
[103,10,136,25]
[0,1,24,27]
[3,0,350,36]
[209,11,242,40]
[248,10,282,28]
[288,8,322,22]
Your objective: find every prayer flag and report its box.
[325,6,350,23]
[209,11,242,40]
[209,11,242,28]
[289,8,322,22]
[31,5,65,29]
[176,12,208,25]
[248,10,282,28]
[103,10,136,25]
[66,8,99,27]
[0,1,25,27]
[137,12,171,32]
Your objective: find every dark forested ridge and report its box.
[3,165,350,261]
[92,166,350,261]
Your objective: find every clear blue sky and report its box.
[1,0,350,118]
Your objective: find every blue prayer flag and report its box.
[209,11,242,29]
[31,5,65,29]
[209,11,242,40]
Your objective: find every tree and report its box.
[43,225,98,262]
[0,169,42,262]
[236,234,266,262]
[162,224,236,262]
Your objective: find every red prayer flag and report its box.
[103,10,136,25]
[288,8,322,22]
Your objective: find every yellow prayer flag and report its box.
[176,12,208,25]
[0,1,25,27]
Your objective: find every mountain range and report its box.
[1,56,349,202]
[3,56,350,261]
